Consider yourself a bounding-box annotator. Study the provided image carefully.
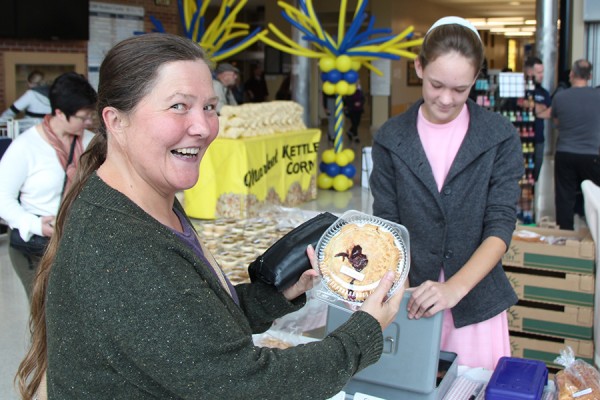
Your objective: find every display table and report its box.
[184,129,321,219]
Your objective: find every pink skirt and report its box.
[441,308,511,370]
[439,270,511,370]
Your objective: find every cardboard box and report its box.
[508,301,594,340]
[503,226,595,274]
[510,331,594,368]
[506,266,595,307]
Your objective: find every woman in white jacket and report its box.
[0,72,97,299]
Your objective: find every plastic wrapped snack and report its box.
[554,346,600,400]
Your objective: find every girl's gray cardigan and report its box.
[370,99,523,328]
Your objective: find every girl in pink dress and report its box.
[370,16,523,370]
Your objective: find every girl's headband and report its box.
[427,16,481,41]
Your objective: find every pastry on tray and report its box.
[320,222,403,302]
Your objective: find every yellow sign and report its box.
[184,129,321,219]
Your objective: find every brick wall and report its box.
[0,0,181,110]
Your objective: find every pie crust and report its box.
[321,222,402,302]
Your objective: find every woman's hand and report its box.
[359,272,404,330]
[282,245,319,301]
[406,280,462,319]
[40,215,56,237]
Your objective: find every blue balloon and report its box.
[341,164,356,178]
[326,69,342,84]
[324,163,341,177]
[321,71,328,82]
[319,161,328,173]
[343,70,359,84]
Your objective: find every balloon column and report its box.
[153,0,269,62]
[261,0,423,191]
[318,148,356,192]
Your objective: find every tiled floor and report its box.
[0,233,30,400]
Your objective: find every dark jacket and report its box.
[46,173,383,399]
[370,99,522,328]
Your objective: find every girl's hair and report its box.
[16,33,208,400]
[418,23,484,77]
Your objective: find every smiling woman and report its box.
[17,33,404,400]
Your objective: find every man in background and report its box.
[212,63,239,112]
[1,70,51,120]
[244,64,268,103]
[552,59,600,230]
[524,57,552,182]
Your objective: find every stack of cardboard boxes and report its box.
[503,225,596,372]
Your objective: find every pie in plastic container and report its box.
[314,210,410,311]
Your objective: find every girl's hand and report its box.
[406,280,462,319]
[282,245,319,301]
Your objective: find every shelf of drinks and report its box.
[472,77,538,225]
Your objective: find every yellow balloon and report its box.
[322,149,336,164]
[347,177,354,188]
[336,81,349,95]
[336,55,352,72]
[333,174,350,191]
[351,60,361,71]
[319,57,336,72]
[335,152,350,167]
[317,173,333,190]
[323,81,336,95]
[346,84,357,95]
[342,148,355,162]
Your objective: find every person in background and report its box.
[16,33,403,400]
[551,59,600,230]
[343,82,365,144]
[1,70,51,121]
[231,73,245,105]
[524,56,552,182]
[0,72,97,300]
[212,62,239,112]
[275,74,292,100]
[322,91,336,144]
[369,16,523,370]
[244,63,269,103]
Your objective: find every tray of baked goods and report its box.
[192,208,324,285]
[314,210,410,312]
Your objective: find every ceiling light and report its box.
[488,17,525,23]
[504,31,534,37]
[490,27,520,33]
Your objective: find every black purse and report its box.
[248,212,338,292]
[9,228,49,258]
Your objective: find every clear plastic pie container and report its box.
[313,210,410,312]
